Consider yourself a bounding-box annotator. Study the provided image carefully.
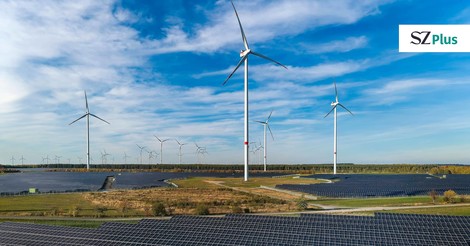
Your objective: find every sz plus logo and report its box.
[399,25,470,52]
[410,31,457,45]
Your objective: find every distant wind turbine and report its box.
[10,156,15,165]
[223,1,287,181]
[69,91,110,170]
[101,150,110,164]
[146,150,156,164]
[324,82,353,175]
[175,139,186,164]
[55,155,62,164]
[255,110,274,172]
[42,155,50,165]
[123,152,130,164]
[194,143,207,164]
[154,136,169,164]
[19,155,25,165]
[136,145,146,164]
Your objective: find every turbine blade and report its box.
[267,124,274,140]
[175,139,181,145]
[267,110,273,122]
[222,55,247,85]
[230,0,249,50]
[334,82,338,102]
[324,106,336,118]
[338,103,354,116]
[250,51,288,69]
[89,113,110,124]
[254,120,266,124]
[154,135,162,142]
[84,90,89,112]
[69,114,87,125]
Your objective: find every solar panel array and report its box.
[276,174,470,197]
[0,213,468,245]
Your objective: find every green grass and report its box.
[385,205,470,216]
[0,218,139,228]
[0,193,94,213]
[313,196,434,207]
[172,177,221,188]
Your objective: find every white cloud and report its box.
[301,36,368,54]
[148,0,390,54]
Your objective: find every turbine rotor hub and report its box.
[240,49,250,57]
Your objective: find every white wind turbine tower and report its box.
[69,91,110,170]
[19,155,25,165]
[255,111,274,172]
[223,0,287,181]
[10,156,15,165]
[324,82,353,175]
[136,145,146,164]
[175,139,186,164]
[154,136,169,164]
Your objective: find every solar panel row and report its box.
[276,174,470,197]
[0,213,468,245]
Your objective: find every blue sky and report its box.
[1,0,470,165]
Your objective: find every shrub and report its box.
[194,204,210,215]
[231,206,243,214]
[152,202,168,216]
[459,195,466,203]
[296,195,308,210]
[69,206,81,217]
[94,206,108,218]
[443,190,457,203]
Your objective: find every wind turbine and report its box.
[255,110,274,172]
[10,156,15,165]
[324,82,353,175]
[19,155,25,165]
[223,1,287,181]
[146,150,156,164]
[136,145,146,164]
[175,139,186,164]
[42,155,50,165]
[123,152,130,164]
[154,136,169,164]
[55,155,62,164]
[77,156,83,164]
[69,91,110,170]
[194,143,207,164]
[101,150,110,164]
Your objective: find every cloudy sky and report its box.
[1,0,470,165]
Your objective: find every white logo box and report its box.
[399,25,470,52]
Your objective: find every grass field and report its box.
[386,205,470,216]
[312,196,434,207]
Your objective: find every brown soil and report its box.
[83,187,298,215]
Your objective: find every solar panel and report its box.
[0,213,468,245]
[277,174,470,198]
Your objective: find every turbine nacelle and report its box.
[240,49,250,57]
